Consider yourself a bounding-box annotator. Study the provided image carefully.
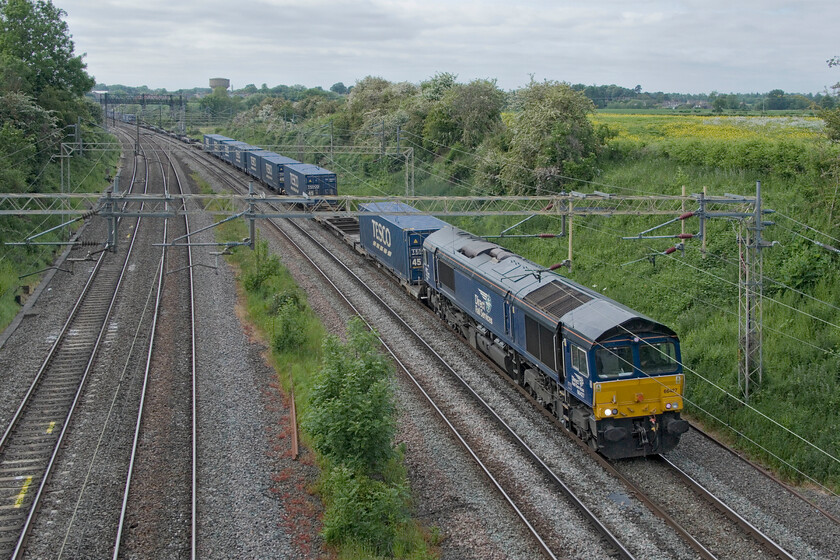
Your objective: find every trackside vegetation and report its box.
[201,172,437,558]
[0,0,117,331]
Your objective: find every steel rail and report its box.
[157,132,199,559]
[109,127,198,560]
[688,424,840,526]
[111,133,169,560]
[658,455,796,560]
[1,126,148,559]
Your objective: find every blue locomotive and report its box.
[420,225,688,458]
[350,201,689,458]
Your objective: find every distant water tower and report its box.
[209,77,230,90]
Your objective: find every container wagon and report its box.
[359,202,447,286]
[284,164,337,198]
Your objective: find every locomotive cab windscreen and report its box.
[592,337,680,380]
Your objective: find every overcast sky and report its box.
[59,0,838,95]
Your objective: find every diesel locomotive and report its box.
[420,224,689,459]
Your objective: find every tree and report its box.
[712,96,726,113]
[820,56,840,142]
[765,89,788,110]
[0,0,95,99]
[199,86,240,117]
[445,79,506,148]
[501,80,602,194]
[0,0,94,126]
[330,81,348,95]
[420,71,457,101]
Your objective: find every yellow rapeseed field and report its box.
[592,113,823,143]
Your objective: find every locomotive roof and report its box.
[424,225,676,344]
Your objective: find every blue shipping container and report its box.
[261,155,301,192]
[203,134,231,158]
[216,138,240,164]
[284,164,337,197]
[359,202,447,284]
[246,149,270,180]
[228,141,256,171]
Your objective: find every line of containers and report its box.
[203,134,337,198]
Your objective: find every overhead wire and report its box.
[775,211,840,245]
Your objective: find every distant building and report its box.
[209,78,230,91]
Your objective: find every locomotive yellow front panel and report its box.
[593,375,683,420]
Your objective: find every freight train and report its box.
[156,127,688,458]
[354,203,689,458]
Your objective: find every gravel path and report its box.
[184,147,324,559]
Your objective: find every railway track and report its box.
[112,129,198,559]
[0,129,148,559]
[687,424,840,525]
[160,139,586,556]
[166,144,633,556]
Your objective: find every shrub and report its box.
[243,241,281,292]
[272,299,307,353]
[304,318,397,473]
[321,464,409,554]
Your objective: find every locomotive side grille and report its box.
[525,280,592,320]
[438,259,456,292]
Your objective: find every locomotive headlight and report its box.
[612,408,618,416]
[666,402,672,409]
[604,408,612,416]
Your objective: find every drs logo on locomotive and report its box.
[474,289,494,325]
